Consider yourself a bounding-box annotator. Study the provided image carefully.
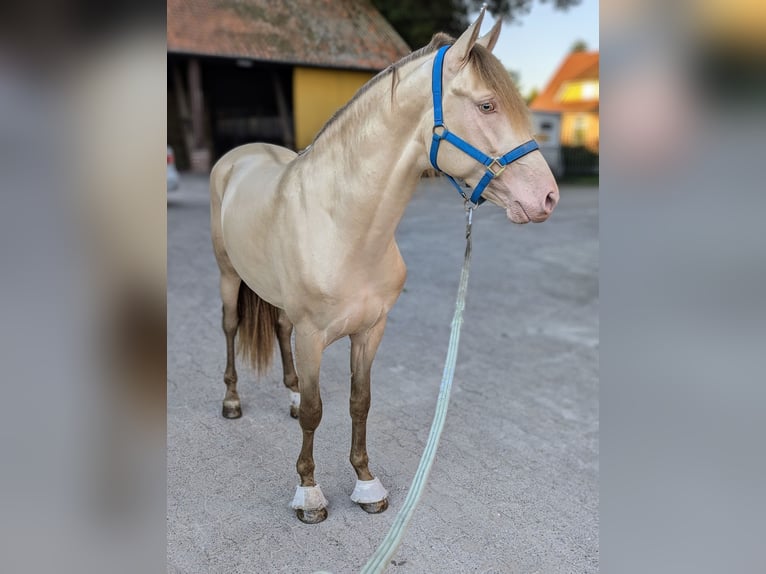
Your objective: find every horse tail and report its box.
[236,283,279,375]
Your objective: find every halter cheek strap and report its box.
[429,45,539,206]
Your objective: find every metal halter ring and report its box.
[487,158,507,178]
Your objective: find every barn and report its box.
[167,0,410,171]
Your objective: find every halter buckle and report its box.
[487,158,506,178]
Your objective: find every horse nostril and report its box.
[545,191,556,212]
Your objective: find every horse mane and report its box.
[464,40,531,133]
[308,32,529,148]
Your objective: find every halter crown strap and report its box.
[431,46,446,128]
[429,45,540,206]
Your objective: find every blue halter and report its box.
[429,45,540,206]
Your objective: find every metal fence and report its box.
[561,145,599,177]
[560,122,599,177]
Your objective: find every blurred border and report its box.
[0,2,167,573]
[2,0,765,572]
[601,1,766,572]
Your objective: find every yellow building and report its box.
[167,0,410,170]
[292,67,376,150]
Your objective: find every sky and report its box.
[475,0,599,95]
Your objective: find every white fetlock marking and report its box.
[223,399,239,408]
[289,391,301,408]
[290,484,328,510]
[350,477,388,504]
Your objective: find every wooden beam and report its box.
[172,64,194,162]
[187,58,205,149]
[271,70,295,150]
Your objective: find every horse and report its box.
[209,9,558,524]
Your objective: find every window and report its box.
[558,80,599,103]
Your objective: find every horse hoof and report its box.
[358,498,388,514]
[289,391,300,419]
[351,477,388,512]
[291,485,328,522]
[222,403,242,419]
[295,507,328,524]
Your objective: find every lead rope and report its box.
[314,204,475,574]
[355,201,475,574]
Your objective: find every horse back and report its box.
[211,143,296,205]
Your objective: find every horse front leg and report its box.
[276,309,300,418]
[290,330,328,524]
[349,317,389,514]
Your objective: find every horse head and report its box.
[425,10,559,223]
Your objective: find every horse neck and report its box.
[298,61,432,245]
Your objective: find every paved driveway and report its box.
[168,175,598,573]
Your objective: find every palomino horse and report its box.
[209,10,558,524]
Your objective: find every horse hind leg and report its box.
[276,309,300,418]
[220,273,243,419]
[348,318,389,514]
[210,158,243,419]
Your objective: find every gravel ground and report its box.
[168,174,598,574]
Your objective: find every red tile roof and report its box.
[167,0,411,71]
[530,51,599,113]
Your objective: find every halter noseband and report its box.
[429,45,540,206]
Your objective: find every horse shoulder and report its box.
[385,239,407,297]
[367,240,407,311]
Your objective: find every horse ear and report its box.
[447,7,486,66]
[476,18,502,53]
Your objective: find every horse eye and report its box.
[478,102,495,113]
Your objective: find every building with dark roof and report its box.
[167,0,410,170]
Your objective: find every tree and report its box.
[370,0,468,49]
[525,87,540,105]
[469,0,583,23]
[372,0,583,49]
[570,39,588,52]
